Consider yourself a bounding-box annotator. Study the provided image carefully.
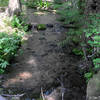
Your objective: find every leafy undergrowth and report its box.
[24,0,52,10]
[0,0,8,7]
[54,1,100,82]
[0,32,22,74]
[0,13,30,74]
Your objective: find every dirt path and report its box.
[1,9,86,100]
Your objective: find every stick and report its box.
[41,87,45,100]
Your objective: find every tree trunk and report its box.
[6,0,22,16]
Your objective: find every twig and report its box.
[57,76,65,100]
[87,51,97,58]
[41,87,45,100]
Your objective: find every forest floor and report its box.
[0,8,86,100]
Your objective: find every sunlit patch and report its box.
[34,11,47,15]
[0,13,19,33]
[3,72,32,87]
[22,36,29,41]
[19,72,32,79]
[52,10,57,14]
[27,56,37,66]
[45,96,55,100]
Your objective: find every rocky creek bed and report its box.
[0,9,87,100]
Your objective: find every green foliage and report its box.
[54,0,63,4]
[26,0,52,9]
[72,48,84,56]
[54,0,100,82]
[37,24,46,30]
[0,32,21,74]
[0,0,8,7]
[11,15,29,32]
[53,4,62,10]
[93,58,100,69]
[84,72,93,82]
[84,14,100,82]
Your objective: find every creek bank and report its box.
[0,9,87,100]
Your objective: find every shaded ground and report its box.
[1,9,86,100]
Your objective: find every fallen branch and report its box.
[1,93,25,97]
[57,76,66,100]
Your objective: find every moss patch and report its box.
[37,24,46,30]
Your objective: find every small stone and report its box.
[27,48,31,50]
[0,75,4,79]
[31,51,35,54]
[41,53,48,57]
[46,24,53,28]
[25,98,31,100]
[0,95,7,100]
[32,98,36,100]
[39,37,46,40]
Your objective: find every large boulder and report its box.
[87,71,100,100]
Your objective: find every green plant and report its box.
[11,15,30,32]
[26,0,52,9]
[72,48,84,56]
[0,0,8,7]
[37,24,46,30]
[84,72,94,83]
[0,32,21,74]
[54,0,63,4]
[55,0,100,82]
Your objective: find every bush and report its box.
[11,15,30,32]
[0,0,8,7]
[55,0,100,82]
[26,0,52,9]
[0,32,21,74]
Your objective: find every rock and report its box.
[0,75,4,79]
[61,24,78,29]
[32,99,36,100]
[11,97,20,100]
[0,95,7,100]
[39,37,46,40]
[0,7,6,12]
[46,24,53,28]
[40,52,48,57]
[44,87,62,100]
[25,98,31,100]
[87,71,100,100]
